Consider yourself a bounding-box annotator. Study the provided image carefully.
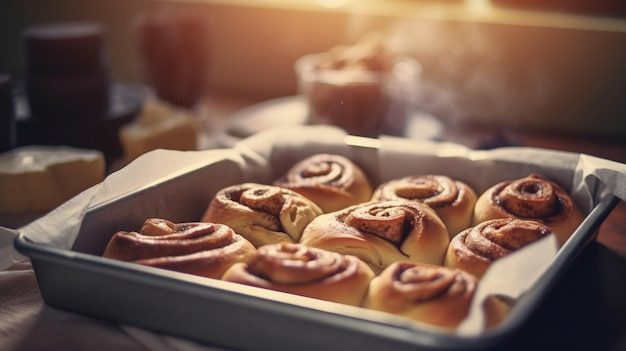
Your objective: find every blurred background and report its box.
[1,0,625,141]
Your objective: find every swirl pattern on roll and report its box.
[202,183,323,247]
[444,218,552,279]
[300,200,449,274]
[221,242,375,306]
[372,174,477,238]
[364,261,508,329]
[473,173,584,246]
[103,218,256,279]
[273,153,373,213]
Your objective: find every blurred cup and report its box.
[295,49,421,137]
[135,8,212,108]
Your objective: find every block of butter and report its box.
[119,100,201,163]
[0,146,105,215]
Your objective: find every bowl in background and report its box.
[295,52,422,137]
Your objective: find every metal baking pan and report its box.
[13,126,621,350]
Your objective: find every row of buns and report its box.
[103,218,508,330]
[103,153,585,330]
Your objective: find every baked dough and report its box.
[221,242,375,306]
[473,173,584,247]
[372,174,477,238]
[202,183,323,247]
[300,200,449,274]
[103,218,256,279]
[444,218,552,279]
[363,261,509,330]
[274,153,373,213]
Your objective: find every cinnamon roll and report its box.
[363,261,509,330]
[444,218,552,279]
[273,153,373,213]
[221,242,375,306]
[201,183,323,248]
[102,218,257,279]
[371,174,477,238]
[300,200,449,274]
[473,173,584,247]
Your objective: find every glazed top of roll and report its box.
[473,173,584,246]
[372,174,471,208]
[487,174,576,221]
[371,174,478,238]
[102,218,251,261]
[300,199,450,273]
[202,183,323,247]
[222,242,375,306]
[444,218,553,279]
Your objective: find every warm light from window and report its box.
[315,0,353,9]
[466,0,494,16]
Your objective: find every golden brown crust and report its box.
[221,242,375,306]
[103,218,257,279]
[273,153,373,213]
[300,200,449,274]
[473,173,584,247]
[444,218,552,279]
[372,174,477,238]
[201,183,323,248]
[363,261,508,329]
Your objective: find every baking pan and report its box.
[13,126,622,350]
